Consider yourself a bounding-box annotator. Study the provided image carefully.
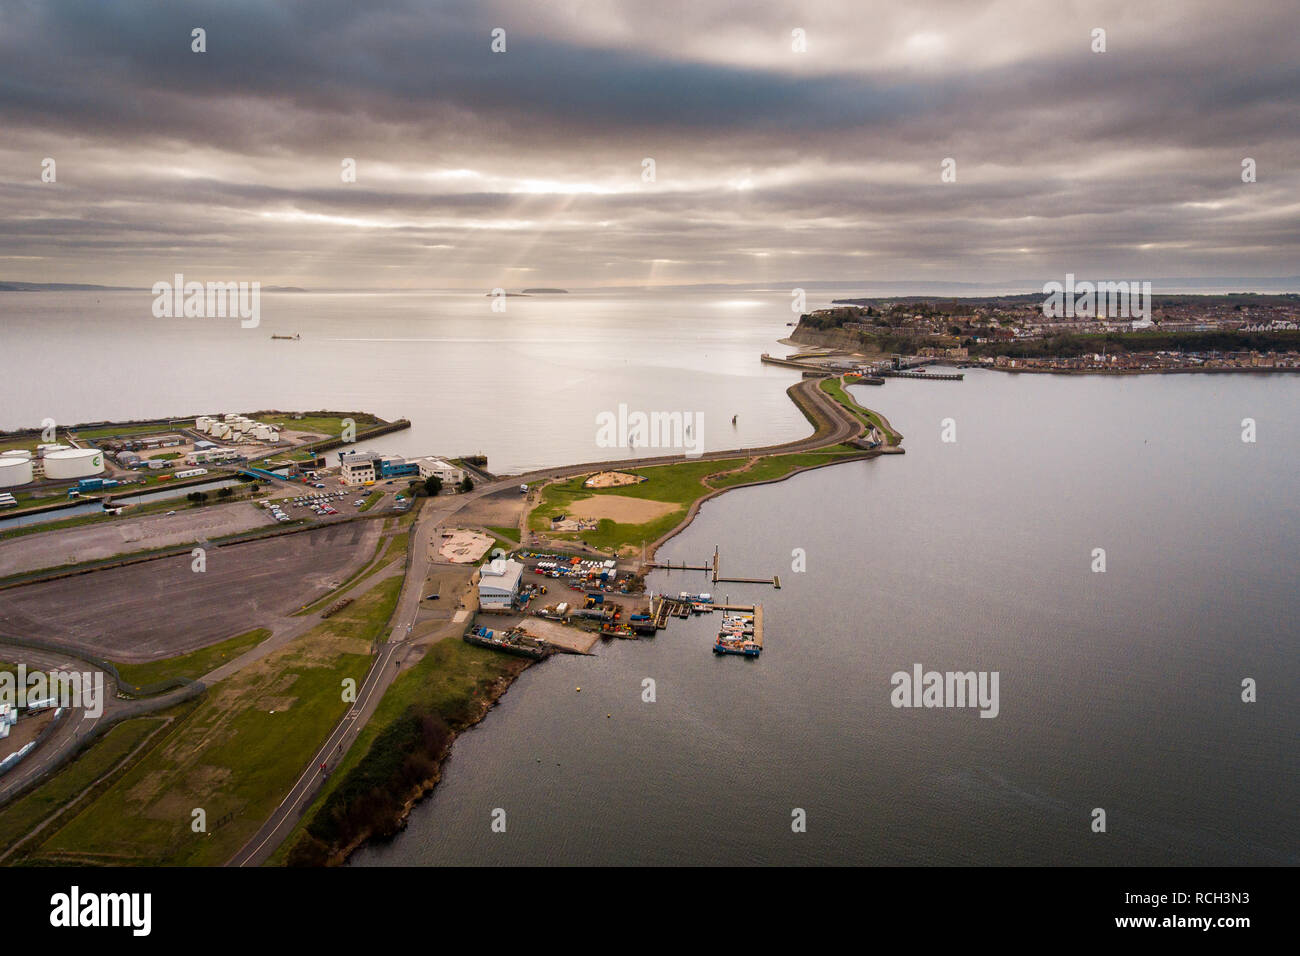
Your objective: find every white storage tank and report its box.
[0,457,33,487]
[195,416,212,429]
[36,443,69,456]
[43,448,105,479]
[229,431,244,443]
[1,449,32,459]
[211,423,231,438]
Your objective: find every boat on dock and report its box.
[713,607,763,657]
[464,625,550,660]
[713,635,761,656]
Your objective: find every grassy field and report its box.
[25,576,403,865]
[20,567,403,868]
[0,716,169,857]
[706,445,867,489]
[528,458,746,552]
[358,490,383,512]
[273,636,530,866]
[111,629,271,688]
[487,524,519,543]
[257,413,382,438]
[67,423,187,441]
[820,376,902,445]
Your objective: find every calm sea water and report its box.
[0,290,831,473]
[2,291,1295,864]
[351,370,1299,866]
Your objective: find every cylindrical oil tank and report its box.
[42,448,105,479]
[0,457,33,487]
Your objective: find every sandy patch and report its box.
[583,471,646,489]
[438,529,494,563]
[565,495,679,524]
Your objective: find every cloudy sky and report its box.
[1,0,1297,289]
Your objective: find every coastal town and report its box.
[794,292,1300,374]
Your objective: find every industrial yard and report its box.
[0,521,381,661]
[0,501,278,578]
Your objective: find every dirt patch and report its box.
[438,529,493,564]
[582,471,646,489]
[566,495,680,524]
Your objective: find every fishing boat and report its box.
[713,635,761,657]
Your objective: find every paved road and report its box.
[0,643,197,807]
[228,374,867,865]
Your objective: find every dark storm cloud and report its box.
[0,0,1297,286]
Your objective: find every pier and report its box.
[645,546,779,588]
[879,369,964,381]
[760,353,831,374]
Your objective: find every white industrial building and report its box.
[187,448,241,464]
[416,457,465,486]
[478,558,524,610]
[339,451,380,485]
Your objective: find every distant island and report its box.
[521,288,568,294]
[0,281,135,292]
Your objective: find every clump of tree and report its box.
[186,491,209,506]
[424,475,443,497]
[457,475,474,494]
[286,707,462,866]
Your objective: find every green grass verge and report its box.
[0,716,168,856]
[486,525,520,543]
[706,445,866,489]
[272,636,530,866]
[111,629,271,687]
[820,376,902,445]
